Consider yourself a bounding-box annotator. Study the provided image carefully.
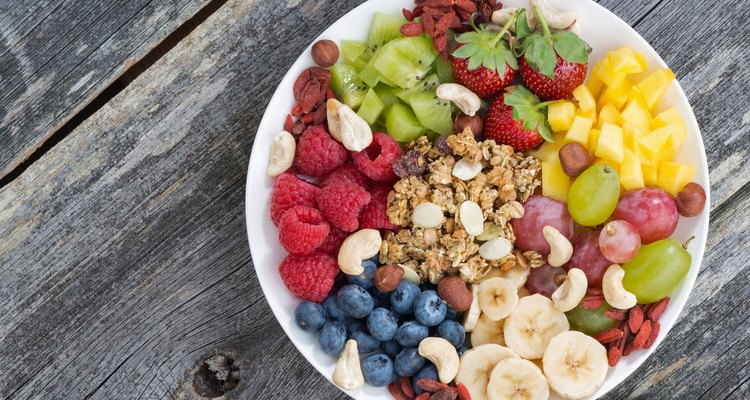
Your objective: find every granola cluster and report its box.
[381,129,544,283]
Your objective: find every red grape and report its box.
[526,263,567,298]
[599,220,641,263]
[568,230,610,288]
[612,188,678,244]
[511,195,575,255]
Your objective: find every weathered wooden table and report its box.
[1,0,748,398]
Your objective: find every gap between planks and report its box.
[0,0,229,189]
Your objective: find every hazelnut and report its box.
[373,265,404,293]
[675,182,706,217]
[437,276,473,312]
[558,142,592,177]
[453,113,484,139]
[311,40,339,68]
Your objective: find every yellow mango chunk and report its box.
[623,47,647,71]
[651,108,687,148]
[596,123,625,164]
[654,146,675,164]
[529,132,566,162]
[542,161,571,203]
[638,126,674,163]
[597,82,633,111]
[587,129,601,153]
[620,148,644,190]
[565,116,594,145]
[597,104,621,129]
[595,58,628,89]
[587,61,605,96]
[657,161,694,195]
[609,47,646,75]
[636,68,676,111]
[573,85,597,114]
[642,162,658,187]
[548,101,576,132]
[628,86,649,109]
[620,98,651,133]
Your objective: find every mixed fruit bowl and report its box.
[247,0,709,399]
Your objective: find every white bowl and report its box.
[246,0,710,398]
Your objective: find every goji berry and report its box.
[416,394,430,400]
[644,321,661,349]
[388,381,410,400]
[417,378,451,393]
[605,308,628,320]
[580,295,605,310]
[400,21,424,37]
[631,320,652,349]
[403,8,415,21]
[586,288,603,296]
[628,305,644,333]
[284,114,294,132]
[430,389,458,400]
[595,327,624,344]
[456,383,472,400]
[607,346,622,367]
[401,377,416,398]
[647,297,670,321]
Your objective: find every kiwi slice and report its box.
[366,12,406,53]
[329,64,368,109]
[408,91,454,135]
[373,84,402,110]
[374,36,438,89]
[357,88,385,125]
[359,48,396,87]
[341,40,373,71]
[394,74,441,103]
[386,103,427,142]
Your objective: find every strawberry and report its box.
[449,13,520,98]
[484,86,554,152]
[512,7,590,100]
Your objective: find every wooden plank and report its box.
[0,0,207,179]
[0,1,747,400]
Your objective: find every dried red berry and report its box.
[631,320,652,349]
[607,346,622,367]
[580,295,605,310]
[604,308,628,321]
[388,381,410,400]
[284,114,294,132]
[628,305,644,333]
[647,297,670,321]
[456,383,472,400]
[586,288,604,296]
[623,341,636,356]
[595,327,624,344]
[393,149,427,178]
[430,389,458,400]
[644,321,661,349]
[403,8,415,21]
[416,394,430,400]
[401,21,425,37]
[401,376,416,398]
[417,378,452,393]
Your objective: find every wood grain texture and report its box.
[0,0,207,179]
[0,0,747,399]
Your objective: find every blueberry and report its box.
[346,259,377,289]
[390,281,421,315]
[318,322,346,356]
[346,320,366,336]
[413,290,447,326]
[445,306,463,321]
[395,321,429,347]
[457,346,470,357]
[367,254,380,265]
[337,285,374,318]
[366,307,398,342]
[412,364,439,395]
[350,330,381,353]
[361,353,396,387]
[294,301,328,333]
[371,287,392,308]
[382,340,402,359]
[333,272,347,289]
[394,347,426,377]
[323,295,347,322]
[436,320,465,348]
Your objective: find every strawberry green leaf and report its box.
[515,9,533,39]
[456,32,481,44]
[452,43,481,59]
[504,86,554,142]
[452,17,518,75]
[551,31,590,64]
[524,37,557,78]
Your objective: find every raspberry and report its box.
[353,132,403,182]
[319,160,370,189]
[360,184,400,230]
[269,174,320,226]
[317,226,349,255]
[295,125,348,176]
[279,253,339,302]
[317,181,371,232]
[278,206,330,255]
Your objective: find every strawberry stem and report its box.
[532,5,552,38]
[489,10,518,48]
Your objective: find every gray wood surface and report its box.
[0,0,748,399]
[0,0,207,179]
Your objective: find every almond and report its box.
[437,276,473,312]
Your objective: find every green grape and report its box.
[566,302,617,336]
[567,164,620,226]
[622,238,691,303]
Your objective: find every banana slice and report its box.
[456,344,519,400]
[543,331,608,400]
[478,277,519,321]
[487,358,549,400]
[471,314,506,347]
[503,294,570,359]
[463,284,482,332]
[482,264,530,289]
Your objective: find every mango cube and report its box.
[620,98,651,133]
[642,162,658,187]
[595,58,628,89]
[530,132,566,162]
[573,85,597,114]
[651,108,687,148]
[636,68,675,111]
[623,123,644,158]
[623,47,647,71]
[609,47,646,75]
[587,129,601,153]
[628,86,650,109]
[657,161,694,195]
[597,104,621,129]
[597,82,632,111]
[620,148,644,190]
[638,126,674,163]
[595,123,625,164]
[565,116,594,145]
[587,61,605,96]
[542,161,571,203]
[548,101,576,132]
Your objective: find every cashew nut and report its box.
[327,99,373,151]
[418,337,460,383]
[492,7,521,28]
[530,0,577,30]
[338,229,382,275]
[479,237,513,261]
[543,225,573,267]
[412,202,444,228]
[602,264,638,310]
[398,264,422,284]
[332,339,364,391]
[552,268,588,312]
[436,83,481,117]
[452,159,483,181]
[459,201,485,236]
[267,131,296,177]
